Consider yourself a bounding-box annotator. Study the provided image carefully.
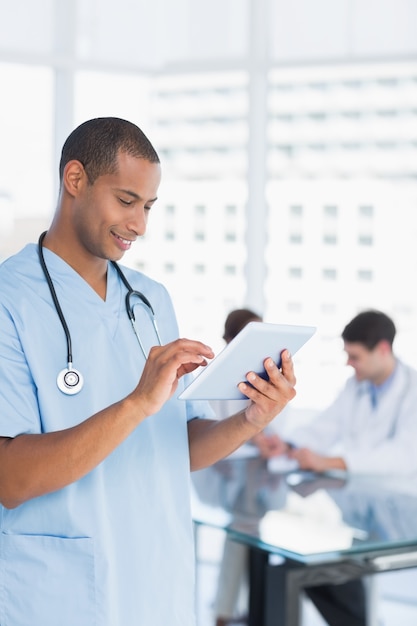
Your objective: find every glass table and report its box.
[191,456,417,626]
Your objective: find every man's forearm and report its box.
[187,413,261,471]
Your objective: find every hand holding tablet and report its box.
[179,321,316,400]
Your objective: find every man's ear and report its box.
[377,339,392,355]
[62,160,87,197]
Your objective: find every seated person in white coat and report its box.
[280,309,417,476]
[275,309,417,626]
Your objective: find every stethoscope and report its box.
[38,231,162,395]
[354,362,411,438]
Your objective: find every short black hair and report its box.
[59,117,160,184]
[223,308,262,342]
[341,310,396,350]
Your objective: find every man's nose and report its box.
[128,207,147,235]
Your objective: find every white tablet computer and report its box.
[178,321,316,401]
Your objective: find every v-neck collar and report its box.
[40,247,117,304]
[39,247,126,337]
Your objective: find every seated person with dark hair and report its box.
[274,309,417,626]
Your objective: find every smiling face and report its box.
[67,151,161,264]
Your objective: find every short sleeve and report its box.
[0,304,41,437]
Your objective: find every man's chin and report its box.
[106,248,125,263]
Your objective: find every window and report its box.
[323,234,337,245]
[377,78,398,88]
[194,231,205,241]
[358,234,373,246]
[277,144,294,157]
[224,265,237,275]
[342,111,362,120]
[342,142,361,151]
[308,143,326,151]
[376,109,397,118]
[194,264,205,274]
[309,112,327,122]
[274,83,294,92]
[359,205,374,218]
[308,82,328,91]
[324,205,338,217]
[194,204,206,216]
[289,267,303,279]
[225,232,237,242]
[322,268,337,280]
[290,205,303,217]
[357,269,373,281]
[225,204,237,215]
[164,263,175,273]
[342,80,363,89]
[165,231,175,240]
[275,113,294,122]
[289,233,302,244]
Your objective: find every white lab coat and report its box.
[287,360,417,475]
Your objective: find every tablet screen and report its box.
[178,321,316,400]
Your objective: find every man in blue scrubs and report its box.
[0,117,296,626]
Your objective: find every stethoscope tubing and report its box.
[37,231,162,394]
[38,231,74,366]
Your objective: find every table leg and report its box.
[248,548,302,626]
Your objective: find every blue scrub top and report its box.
[0,244,213,626]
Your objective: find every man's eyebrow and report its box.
[115,188,158,203]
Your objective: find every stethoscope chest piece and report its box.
[57,367,84,395]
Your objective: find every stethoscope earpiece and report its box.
[57,367,84,395]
